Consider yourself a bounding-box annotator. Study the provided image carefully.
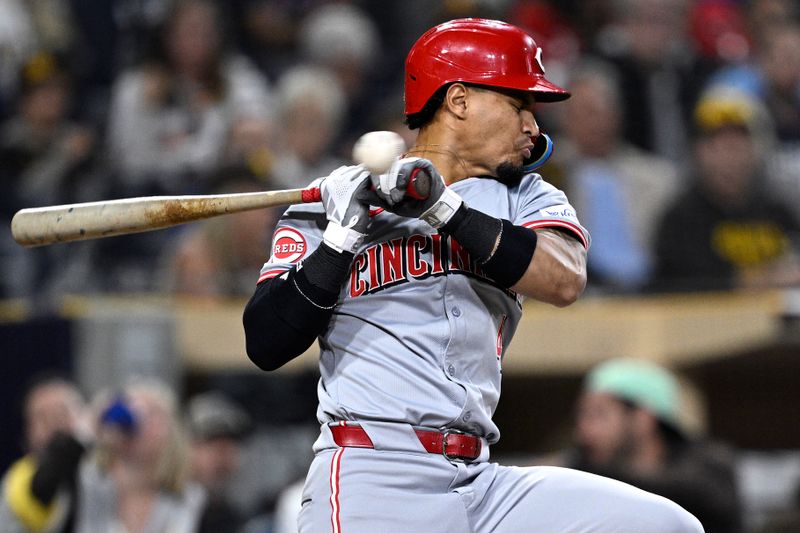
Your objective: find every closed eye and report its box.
[509,96,533,113]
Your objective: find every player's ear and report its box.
[444,83,469,119]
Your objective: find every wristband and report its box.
[482,220,538,287]
[420,188,463,228]
[441,206,537,288]
[300,242,354,296]
[323,221,365,253]
[440,204,501,263]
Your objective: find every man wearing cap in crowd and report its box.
[552,358,742,533]
[650,88,800,292]
[187,392,252,533]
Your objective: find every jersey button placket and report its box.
[442,278,464,382]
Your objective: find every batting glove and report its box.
[319,165,371,253]
[372,157,463,228]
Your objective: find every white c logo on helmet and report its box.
[535,47,545,74]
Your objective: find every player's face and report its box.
[573,392,636,465]
[460,86,540,185]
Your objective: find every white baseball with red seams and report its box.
[351,131,407,175]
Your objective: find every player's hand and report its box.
[319,165,371,253]
[371,157,463,228]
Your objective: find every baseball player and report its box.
[244,18,704,532]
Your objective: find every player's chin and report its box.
[493,161,525,187]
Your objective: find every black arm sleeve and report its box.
[243,243,353,371]
[30,432,86,505]
[441,204,537,288]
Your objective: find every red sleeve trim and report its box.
[522,219,589,249]
[257,268,288,284]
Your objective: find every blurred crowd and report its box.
[3,1,800,531]
[4,362,800,532]
[0,373,264,532]
[1,0,799,307]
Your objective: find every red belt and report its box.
[330,423,482,462]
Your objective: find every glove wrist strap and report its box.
[323,221,365,254]
[420,187,463,228]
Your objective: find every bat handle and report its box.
[301,169,431,204]
[301,188,322,203]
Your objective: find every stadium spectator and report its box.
[268,65,347,190]
[75,378,204,532]
[0,0,37,119]
[94,0,274,293]
[296,3,383,153]
[549,59,679,292]
[537,358,742,533]
[0,51,98,302]
[0,51,96,215]
[160,170,280,298]
[651,89,800,292]
[105,0,274,198]
[186,391,252,533]
[225,0,332,81]
[704,20,800,215]
[0,374,90,532]
[592,0,710,167]
[745,0,799,49]
[688,0,751,67]
[755,24,800,145]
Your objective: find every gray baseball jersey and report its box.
[259,172,705,532]
[259,172,589,444]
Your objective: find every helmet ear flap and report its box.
[522,132,554,173]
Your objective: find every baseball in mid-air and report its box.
[352,131,407,175]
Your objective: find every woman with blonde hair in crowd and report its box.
[76,378,204,533]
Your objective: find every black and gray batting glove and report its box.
[371,157,463,228]
[319,165,371,253]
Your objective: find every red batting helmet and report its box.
[404,18,570,116]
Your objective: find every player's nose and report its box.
[522,110,539,138]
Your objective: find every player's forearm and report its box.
[440,205,585,304]
[512,229,586,306]
[440,204,538,289]
[243,243,352,370]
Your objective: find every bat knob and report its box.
[406,168,431,200]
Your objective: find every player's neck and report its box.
[408,129,471,185]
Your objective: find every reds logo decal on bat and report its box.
[272,227,307,263]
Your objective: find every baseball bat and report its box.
[11,172,431,248]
